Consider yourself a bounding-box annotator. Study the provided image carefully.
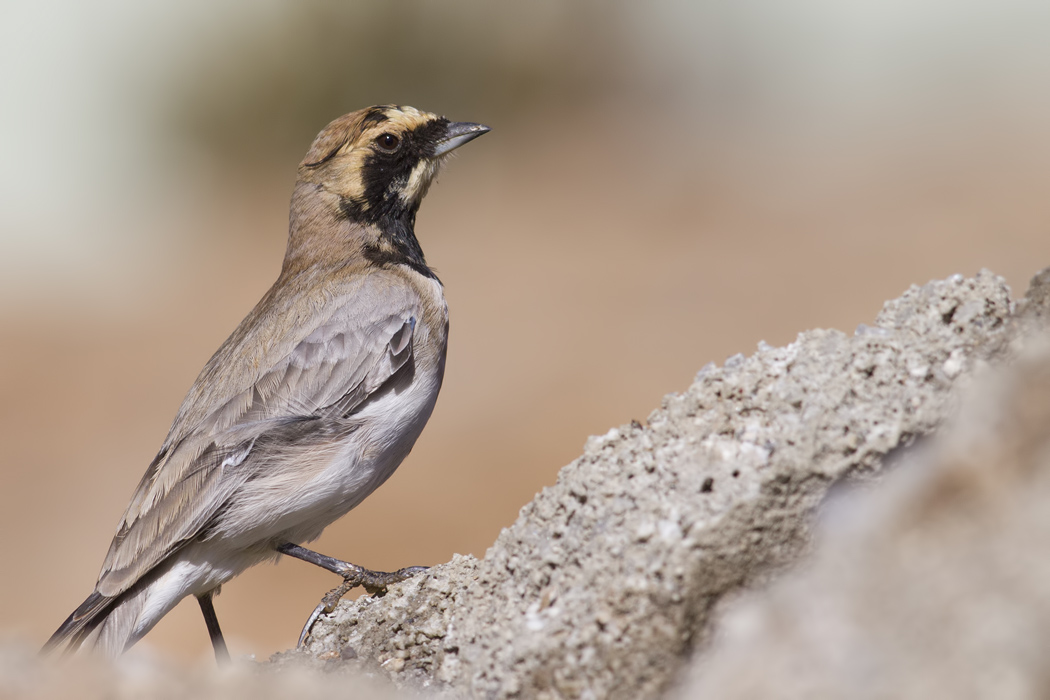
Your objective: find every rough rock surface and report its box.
[0,642,401,700]
[674,311,1050,699]
[283,270,1017,699]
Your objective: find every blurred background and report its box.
[3,0,1050,664]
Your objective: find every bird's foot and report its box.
[296,563,428,648]
[334,562,429,596]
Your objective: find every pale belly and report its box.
[206,354,445,555]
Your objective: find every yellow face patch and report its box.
[300,105,445,211]
[360,105,435,139]
[349,105,440,158]
[401,158,440,206]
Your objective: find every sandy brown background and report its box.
[3,0,1050,664]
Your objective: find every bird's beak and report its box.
[433,122,490,157]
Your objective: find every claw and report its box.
[277,544,430,648]
[295,566,429,648]
[297,578,355,648]
[297,601,328,649]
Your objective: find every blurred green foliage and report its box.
[167,0,626,168]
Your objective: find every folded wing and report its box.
[95,284,420,598]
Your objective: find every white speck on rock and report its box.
[943,350,966,378]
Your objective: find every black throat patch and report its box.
[338,117,450,280]
[360,215,438,281]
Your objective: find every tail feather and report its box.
[44,591,115,655]
[44,587,150,658]
[92,587,149,656]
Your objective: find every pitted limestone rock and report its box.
[675,312,1050,699]
[289,271,1015,699]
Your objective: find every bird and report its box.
[43,104,489,662]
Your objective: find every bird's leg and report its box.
[196,591,231,664]
[276,542,427,647]
[276,542,427,594]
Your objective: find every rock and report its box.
[9,269,1038,699]
[674,291,1050,699]
[0,642,402,700]
[284,271,1018,699]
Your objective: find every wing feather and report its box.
[95,277,421,597]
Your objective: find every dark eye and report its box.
[375,133,400,153]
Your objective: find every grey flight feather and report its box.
[96,272,422,598]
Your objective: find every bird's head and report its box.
[297,105,489,228]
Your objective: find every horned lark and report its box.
[44,105,489,662]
